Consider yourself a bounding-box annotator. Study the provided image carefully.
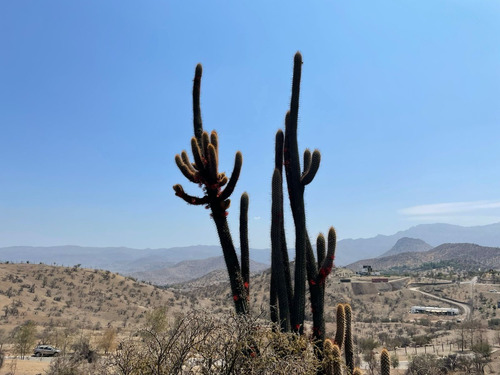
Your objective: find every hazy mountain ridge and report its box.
[335,222,500,265]
[347,242,500,271]
[129,255,269,285]
[0,245,271,286]
[4,222,500,281]
[0,244,270,270]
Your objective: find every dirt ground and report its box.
[0,358,51,375]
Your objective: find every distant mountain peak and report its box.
[335,221,500,265]
[379,237,432,257]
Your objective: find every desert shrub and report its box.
[108,308,320,375]
[72,336,99,363]
[406,354,446,375]
[46,356,109,375]
[488,318,500,329]
[11,320,37,359]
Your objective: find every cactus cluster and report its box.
[270,52,337,354]
[323,304,393,374]
[173,64,249,315]
[323,304,354,375]
[172,53,393,374]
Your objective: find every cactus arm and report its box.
[316,233,326,272]
[210,131,219,162]
[301,149,321,186]
[192,64,203,141]
[190,137,205,171]
[219,151,242,201]
[332,344,342,375]
[289,52,302,141]
[302,149,312,178]
[240,192,250,299]
[207,144,219,183]
[180,151,197,174]
[172,185,209,205]
[201,131,210,157]
[334,304,346,350]
[175,154,198,183]
[318,227,337,285]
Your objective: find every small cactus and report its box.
[334,304,346,349]
[380,348,391,375]
[344,304,354,374]
[323,339,343,375]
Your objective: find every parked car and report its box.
[33,345,60,357]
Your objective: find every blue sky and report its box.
[1,1,499,250]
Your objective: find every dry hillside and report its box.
[0,263,221,334]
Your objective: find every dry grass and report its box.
[0,357,51,375]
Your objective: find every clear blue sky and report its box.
[1,1,499,250]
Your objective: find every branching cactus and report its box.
[173,64,249,315]
[270,51,337,350]
[380,348,391,375]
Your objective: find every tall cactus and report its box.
[173,64,249,315]
[270,51,337,349]
[380,348,391,375]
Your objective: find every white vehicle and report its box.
[33,345,60,357]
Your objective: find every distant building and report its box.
[359,265,373,276]
[410,306,459,315]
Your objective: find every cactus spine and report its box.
[270,52,337,349]
[380,348,391,375]
[173,64,249,315]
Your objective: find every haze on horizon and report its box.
[1,1,500,250]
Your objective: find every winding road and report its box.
[409,285,471,319]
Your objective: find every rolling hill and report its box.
[347,242,500,272]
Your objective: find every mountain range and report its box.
[3,222,500,283]
[335,222,500,265]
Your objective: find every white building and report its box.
[410,306,459,315]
